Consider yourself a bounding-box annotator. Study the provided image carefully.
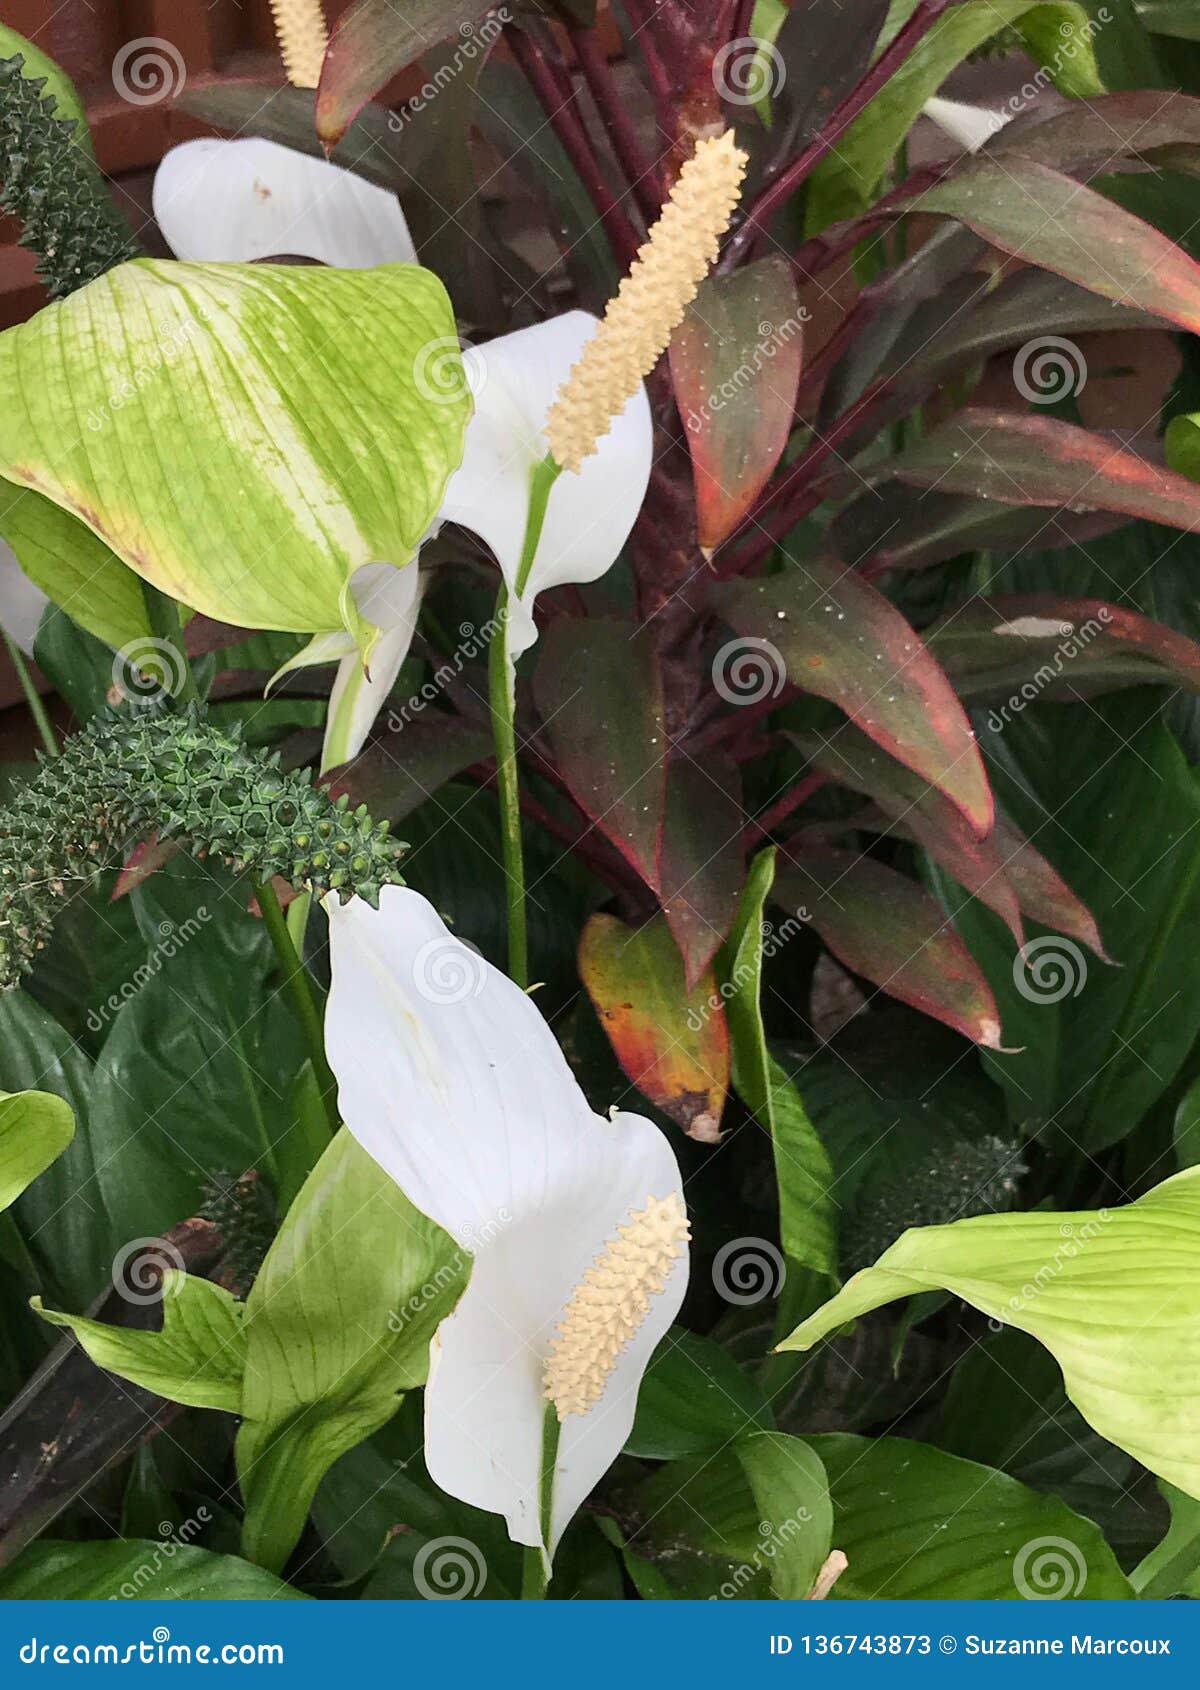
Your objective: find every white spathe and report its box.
[0,538,50,654]
[152,137,418,267]
[441,312,653,661]
[921,96,1013,153]
[324,887,688,1553]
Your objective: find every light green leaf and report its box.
[781,1167,1200,1503]
[0,1087,73,1213]
[805,0,1041,229]
[1015,6,1106,96]
[236,1128,470,1572]
[810,1433,1133,1599]
[637,1430,832,1600]
[718,847,836,1280]
[0,1540,304,1600]
[0,488,149,651]
[32,1270,246,1412]
[0,259,469,654]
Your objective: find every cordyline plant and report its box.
[3,0,1200,1605]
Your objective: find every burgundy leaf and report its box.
[534,617,667,891]
[324,715,493,823]
[926,593,1200,703]
[775,854,1008,1049]
[316,0,489,147]
[670,259,803,553]
[888,408,1200,531]
[659,753,744,988]
[992,90,1200,175]
[713,560,993,833]
[913,157,1200,336]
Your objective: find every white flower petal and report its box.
[425,1112,686,1551]
[0,539,50,654]
[153,137,417,267]
[439,312,652,660]
[323,615,417,768]
[921,96,1012,153]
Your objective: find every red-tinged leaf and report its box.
[831,485,1125,576]
[670,260,803,552]
[774,854,1008,1050]
[316,0,489,147]
[112,836,179,900]
[926,594,1200,703]
[579,913,729,1143]
[324,715,492,823]
[913,157,1200,336]
[888,409,1200,531]
[534,617,667,891]
[992,90,1200,174]
[659,754,744,988]
[713,561,993,834]
[794,722,1110,960]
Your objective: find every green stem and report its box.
[489,454,562,988]
[142,583,199,706]
[521,1405,561,1599]
[3,632,58,757]
[254,877,339,1134]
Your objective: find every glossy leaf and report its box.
[0,261,468,655]
[775,854,1007,1049]
[783,1167,1200,1507]
[928,593,1200,702]
[535,617,666,890]
[578,913,729,1143]
[915,157,1200,335]
[659,753,744,985]
[627,1328,773,1460]
[765,0,890,150]
[237,1128,469,1572]
[316,0,490,146]
[809,1433,1133,1600]
[637,1432,832,1600]
[992,88,1200,171]
[670,259,803,552]
[326,715,492,823]
[714,563,991,832]
[0,1541,305,1601]
[718,848,837,1278]
[0,1088,73,1214]
[795,720,1108,956]
[1132,1482,1200,1598]
[33,1272,246,1413]
[889,408,1200,531]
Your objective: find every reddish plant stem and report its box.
[720,0,951,272]
[743,771,828,846]
[570,27,665,223]
[468,758,644,900]
[506,23,641,272]
[618,0,676,146]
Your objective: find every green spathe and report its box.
[0,259,470,658]
[780,1166,1200,1502]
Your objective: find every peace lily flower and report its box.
[323,886,689,1557]
[921,95,1012,153]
